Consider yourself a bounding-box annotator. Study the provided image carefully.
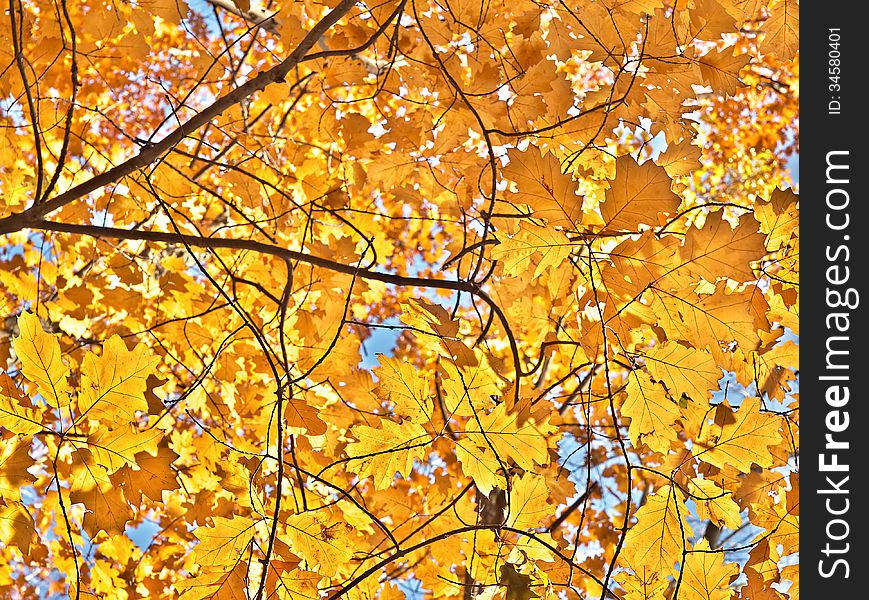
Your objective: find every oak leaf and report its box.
[11,312,71,408]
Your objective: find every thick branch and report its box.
[0,0,357,229]
[28,220,477,294]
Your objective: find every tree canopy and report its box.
[0,0,798,598]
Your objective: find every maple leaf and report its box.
[696,46,751,96]
[70,425,162,473]
[622,371,680,453]
[679,213,766,282]
[644,342,721,402]
[282,512,354,571]
[0,501,36,554]
[346,418,430,489]
[492,223,573,279]
[11,312,71,408]
[192,515,257,569]
[502,148,583,229]
[689,477,743,529]
[176,560,251,600]
[506,472,551,530]
[759,0,799,59]
[375,356,434,425]
[0,436,36,501]
[682,539,739,600]
[695,397,783,472]
[620,485,693,574]
[0,374,43,435]
[601,156,680,231]
[77,335,160,424]
[616,569,668,600]
[463,403,558,474]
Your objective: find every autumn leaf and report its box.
[620,485,692,574]
[502,149,583,229]
[0,374,43,435]
[192,515,257,569]
[77,335,160,423]
[696,397,783,472]
[681,539,739,600]
[689,477,743,530]
[346,418,430,489]
[11,312,71,408]
[492,223,573,279]
[0,501,36,554]
[71,425,163,473]
[601,156,680,231]
[644,342,721,402]
[282,512,354,571]
[0,436,36,501]
[375,356,434,425]
[679,213,766,282]
[506,473,551,530]
[622,371,680,453]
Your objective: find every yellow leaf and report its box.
[502,148,583,229]
[615,568,668,600]
[0,435,35,501]
[266,560,322,600]
[465,403,557,472]
[759,0,799,59]
[12,312,71,408]
[696,46,750,96]
[681,539,739,600]
[346,419,429,489]
[507,473,551,530]
[688,478,742,529]
[620,485,692,574]
[644,343,721,402]
[285,398,328,436]
[0,374,43,434]
[601,156,680,231]
[192,516,256,569]
[78,335,160,423]
[0,501,36,555]
[696,398,783,472]
[680,213,766,282]
[176,561,250,600]
[71,425,162,474]
[492,223,573,279]
[456,443,503,496]
[622,371,680,453]
[283,512,354,571]
[68,455,133,536]
[375,356,433,425]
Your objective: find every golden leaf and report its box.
[346,419,429,489]
[644,342,721,402]
[0,501,36,555]
[502,149,583,229]
[11,312,71,408]
[282,512,354,571]
[0,436,35,501]
[0,374,43,435]
[78,335,160,424]
[601,156,680,231]
[375,356,433,425]
[696,398,783,472]
[681,539,739,600]
[622,371,680,453]
[620,485,692,574]
[679,213,766,282]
